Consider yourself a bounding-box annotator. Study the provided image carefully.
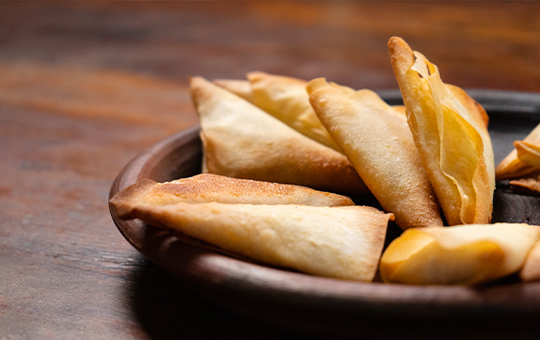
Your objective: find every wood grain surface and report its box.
[2,2,540,339]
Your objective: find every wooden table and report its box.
[2,2,540,339]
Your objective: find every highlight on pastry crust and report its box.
[388,36,495,226]
[307,77,442,230]
[380,223,540,285]
[190,76,369,195]
[112,198,394,281]
[109,173,356,219]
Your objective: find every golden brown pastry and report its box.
[308,77,442,230]
[388,36,495,226]
[380,223,540,285]
[110,173,355,219]
[113,199,393,281]
[190,76,369,195]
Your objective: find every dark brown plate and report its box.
[109,90,540,339]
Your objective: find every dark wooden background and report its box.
[2,2,540,339]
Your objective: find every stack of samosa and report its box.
[110,36,540,286]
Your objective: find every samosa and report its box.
[111,197,394,281]
[380,223,540,285]
[388,36,495,226]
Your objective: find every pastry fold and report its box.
[308,78,442,230]
[380,223,540,285]
[190,76,368,195]
[110,173,355,219]
[388,37,495,226]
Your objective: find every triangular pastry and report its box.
[380,223,540,285]
[308,78,442,230]
[113,199,393,281]
[190,76,369,195]
[110,173,355,219]
[388,36,495,225]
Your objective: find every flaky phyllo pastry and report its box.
[110,175,394,281]
[380,223,540,285]
[308,78,442,230]
[389,37,495,226]
[190,76,369,195]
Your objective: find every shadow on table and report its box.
[129,258,314,340]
